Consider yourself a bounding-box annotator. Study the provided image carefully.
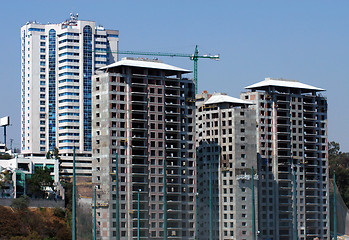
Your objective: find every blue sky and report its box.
[0,0,348,151]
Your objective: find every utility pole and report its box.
[252,167,256,240]
[163,158,167,240]
[24,173,26,196]
[94,186,97,240]
[209,164,213,240]
[293,171,297,240]
[10,139,13,151]
[334,171,337,240]
[72,146,76,240]
[115,153,120,240]
[137,189,141,240]
[194,192,199,240]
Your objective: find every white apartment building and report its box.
[196,92,258,240]
[21,14,118,176]
[241,78,329,240]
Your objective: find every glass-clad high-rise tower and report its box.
[21,14,119,157]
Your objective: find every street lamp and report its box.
[334,171,337,240]
[72,146,76,240]
[137,189,141,240]
[252,167,256,240]
[94,185,97,240]
[209,164,212,240]
[194,192,199,240]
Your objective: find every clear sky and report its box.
[0,0,348,151]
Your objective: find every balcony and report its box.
[131,124,147,131]
[132,167,147,175]
[131,142,147,149]
[165,93,180,98]
[165,127,180,133]
[132,134,147,139]
[131,106,147,113]
[131,151,147,157]
[305,200,319,206]
[165,135,180,142]
[165,101,180,106]
[131,80,146,86]
[165,81,180,88]
[167,170,180,177]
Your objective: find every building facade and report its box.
[20,14,118,176]
[0,155,59,198]
[196,92,258,240]
[92,58,196,239]
[241,78,329,240]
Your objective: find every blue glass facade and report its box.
[48,29,56,151]
[83,26,92,151]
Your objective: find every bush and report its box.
[11,195,30,211]
[10,231,41,240]
[53,207,65,219]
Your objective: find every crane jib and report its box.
[91,46,220,94]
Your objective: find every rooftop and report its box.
[245,78,325,92]
[205,93,253,105]
[100,58,191,73]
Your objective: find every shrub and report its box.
[53,207,65,219]
[11,195,30,211]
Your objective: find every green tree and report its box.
[27,167,54,199]
[329,141,349,207]
[329,141,341,158]
[45,151,51,159]
[53,147,64,176]
[53,147,60,160]
[0,170,12,198]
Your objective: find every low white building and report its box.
[0,155,59,198]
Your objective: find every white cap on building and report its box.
[245,78,325,92]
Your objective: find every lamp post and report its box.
[293,169,297,240]
[72,146,76,240]
[94,185,97,240]
[334,171,337,240]
[194,192,199,240]
[209,164,212,240]
[137,189,141,240]
[163,158,167,240]
[252,167,256,240]
[115,153,120,240]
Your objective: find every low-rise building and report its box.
[0,155,59,198]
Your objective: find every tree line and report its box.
[329,141,349,207]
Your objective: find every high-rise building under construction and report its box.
[241,78,329,240]
[195,92,258,240]
[92,58,196,239]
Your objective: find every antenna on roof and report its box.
[70,13,79,21]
